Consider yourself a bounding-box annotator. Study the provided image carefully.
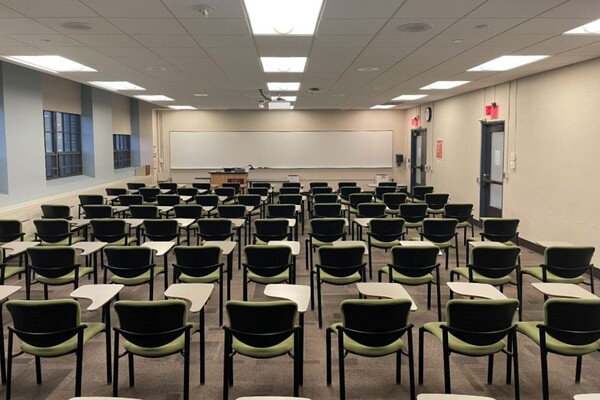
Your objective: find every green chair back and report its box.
[313,203,343,218]
[41,204,71,219]
[279,194,302,205]
[90,219,128,243]
[317,245,365,278]
[543,246,595,279]
[357,203,386,218]
[267,204,295,218]
[421,218,458,243]
[389,245,440,278]
[173,245,223,279]
[446,299,519,346]
[27,246,78,279]
[197,218,234,241]
[254,219,290,242]
[481,218,520,242]
[349,193,373,209]
[104,246,154,279]
[470,246,521,280]
[399,203,428,223]
[0,219,24,243]
[83,205,113,218]
[143,219,180,242]
[313,193,338,204]
[244,245,292,278]
[443,203,473,223]
[156,194,180,206]
[33,219,72,243]
[425,193,450,210]
[173,204,203,219]
[118,194,143,206]
[226,300,297,348]
[217,204,246,218]
[341,298,411,347]
[543,298,600,345]
[129,205,159,219]
[195,194,219,207]
[368,218,405,242]
[375,186,396,201]
[309,218,346,243]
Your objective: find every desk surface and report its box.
[536,240,575,248]
[268,241,301,256]
[236,397,311,400]
[264,284,310,313]
[574,395,600,400]
[71,284,124,311]
[331,240,369,254]
[165,283,214,313]
[0,285,20,302]
[356,282,417,311]
[71,241,107,256]
[203,240,236,255]
[418,395,496,400]
[447,282,507,300]
[1,240,39,257]
[141,241,175,256]
[532,283,599,299]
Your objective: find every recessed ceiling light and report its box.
[268,101,292,110]
[89,81,145,91]
[468,55,549,72]
[271,96,297,102]
[370,105,395,109]
[145,66,168,72]
[4,55,96,73]
[453,39,463,43]
[261,57,307,73]
[168,105,197,110]
[267,82,301,91]
[420,81,470,90]
[61,21,94,31]
[134,95,174,101]
[357,67,379,72]
[193,93,209,97]
[396,22,433,33]
[392,94,428,101]
[564,19,600,35]
[244,0,323,35]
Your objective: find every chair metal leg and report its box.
[183,330,190,400]
[407,327,416,400]
[293,331,300,397]
[75,332,84,397]
[113,332,120,397]
[223,331,229,400]
[513,332,520,400]
[317,270,323,329]
[442,330,452,393]
[338,331,346,400]
[435,274,442,322]
[418,327,425,384]
[128,353,135,387]
[35,356,42,384]
[396,350,402,384]
[6,331,13,400]
[576,355,583,382]
[487,354,494,384]
[200,309,206,384]
[326,328,333,385]
[540,337,549,400]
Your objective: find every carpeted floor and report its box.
[3,213,600,400]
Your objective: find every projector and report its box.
[268,101,291,110]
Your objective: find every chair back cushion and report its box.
[105,246,153,278]
[27,246,78,278]
[244,245,292,277]
[544,298,600,345]
[173,246,222,277]
[471,246,521,279]
[389,245,440,277]
[309,218,346,242]
[543,246,595,279]
[317,245,365,277]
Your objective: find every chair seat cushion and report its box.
[21,322,105,357]
[379,266,433,285]
[331,322,405,357]
[456,221,471,228]
[247,269,290,284]
[423,322,506,356]
[316,269,361,285]
[36,266,94,285]
[404,221,423,228]
[179,269,220,283]
[41,236,85,246]
[427,208,444,214]
[233,334,294,358]
[369,238,400,248]
[125,323,199,357]
[2,266,25,281]
[452,267,512,285]
[516,321,600,356]
[111,267,164,285]
[520,267,585,284]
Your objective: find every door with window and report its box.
[480,121,505,217]
[410,128,427,189]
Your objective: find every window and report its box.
[113,134,131,169]
[43,111,82,179]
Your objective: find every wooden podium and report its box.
[209,171,248,186]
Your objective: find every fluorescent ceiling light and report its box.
[370,105,395,109]
[268,101,292,110]
[134,95,174,101]
[244,0,323,35]
[89,81,145,91]
[4,55,96,73]
[420,81,470,90]
[168,105,197,110]
[392,94,428,101]
[564,19,600,35]
[261,57,307,73]
[267,82,301,91]
[468,55,549,71]
[271,96,297,102]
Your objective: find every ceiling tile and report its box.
[180,19,250,35]
[152,47,208,58]
[508,17,593,34]
[254,36,313,48]
[81,0,171,18]
[162,0,246,19]
[467,0,567,18]
[0,0,97,17]
[540,0,600,18]
[322,0,405,19]
[394,0,486,18]
[193,35,254,48]
[35,17,123,35]
[203,46,258,58]
[313,35,373,48]
[108,18,187,35]
[0,18,55,34]
[69,34,141,47]
[317,19,387,35]
[257,47,310,57]
[133,34,197,48]
[6,33,85,47]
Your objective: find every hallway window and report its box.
[43,111,82,179]
[113,134,131,169]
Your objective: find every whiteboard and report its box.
[169,130,393,169]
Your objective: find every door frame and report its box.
[479,120,505,218]
[410,128,427,190]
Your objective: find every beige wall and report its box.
[415,58,600,264]
[156,109,407,189]
[42,74,81,114]
[112,93,131,134]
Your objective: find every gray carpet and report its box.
[4,217,600,400]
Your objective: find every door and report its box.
[480,121,505,217]
[410,128,427,189]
